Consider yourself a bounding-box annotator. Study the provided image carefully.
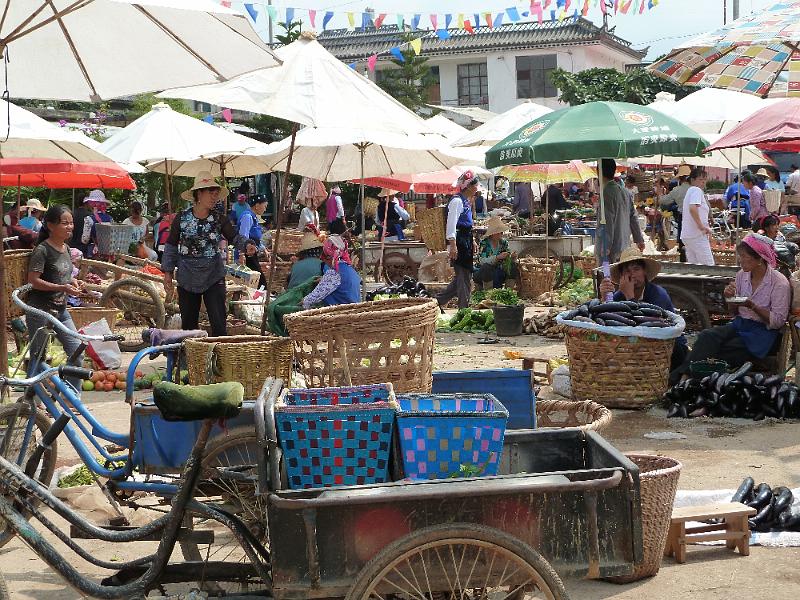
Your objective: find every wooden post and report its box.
[0,191,8,379]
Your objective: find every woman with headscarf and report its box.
[755,214,798,275]
[670,234,790,384]
[301,234,361,309]
[474,217,517,290]
[325,185,346,234]
[80,190,113,257]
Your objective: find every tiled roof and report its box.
[316,18,647,63]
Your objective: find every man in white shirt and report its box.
[787,164,800,197]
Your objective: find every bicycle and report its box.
[0,366,273,598]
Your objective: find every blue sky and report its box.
[234,0,778,59]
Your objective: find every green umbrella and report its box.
[485,101,708,168]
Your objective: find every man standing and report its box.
[787,164,800,195]
[437,171,479,310]
[512,181,532,218]
[600,159,645,263]
[742,172,767,224]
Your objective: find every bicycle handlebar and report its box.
[13,285,124,343]
[0,365,93,388]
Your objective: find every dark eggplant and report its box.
[764,374,784,388]
[729,362,752,382]
[677,404,688,418]
[639,321,670,328]
[602,319,630,327]
[620,301,640,310]
[595,312,636,326]
[577,304,590,317]
[639,308,665,318]
[773,488,794,518]
[589,301,631,314]
[689,406,708,417]
[778,506,800,530]
[763,405,779,418]
[749,501,775,532]
[588,298,600,309]
[563,309,580,320]
[742,375,754,386]
[747,483,772,509]
[637,302,664,311]
[595,318,605,326]
[666,404,682,418]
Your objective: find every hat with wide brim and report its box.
[676,164,691,177]
[21,198,46,212]
[482,216,511,239]
[609,246,661,283]
[756,168,769,177]
[377,188,399,198]
[299,232,324,252]
[180,171,229,202]
[83,189,109,205]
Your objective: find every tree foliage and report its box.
[129,93,195,119]
[276,20,303,45]
[548,67,695,106]
[376,32,436,113]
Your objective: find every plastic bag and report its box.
[556,309,686,341]
[80,319,121,370]
[551,365,572,398]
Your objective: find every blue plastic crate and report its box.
[396,394,508,481]
[276,384,396,489]
[432,369,535,429]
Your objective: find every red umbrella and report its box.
[0,161,135,189]
[353,168,477,195]
[0,158,73,174]
[706,98,800,151]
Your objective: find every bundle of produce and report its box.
[664,362,800,420]
[470,288,519,308]
[437,308,495,333]
[560,299,678,328]
[557,278,594,307]
[731,477,800,532]
[365,277,431,301]
[523,309,565,338]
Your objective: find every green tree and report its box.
[129,93,195,119]
[376,32,435,112]
[548,67,695,107]
[276,20,303,45]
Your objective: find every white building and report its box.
[318,19,646,115]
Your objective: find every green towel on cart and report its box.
[267,276,320,337]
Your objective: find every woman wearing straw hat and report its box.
[288,232,324,289]
[162,171,259,336]
[474,217,517,290]
[18,198,46,233]
[669,234,790,385]
[599,246,688,371]
[376,188,410,241]
[80,189,114,258]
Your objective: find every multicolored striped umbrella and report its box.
[496,160,596,184]
[649,2,800,97]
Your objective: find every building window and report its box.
[516,55,558,99]
[457,63,488,106]
[193,100,212,113]
[427,65,441,104]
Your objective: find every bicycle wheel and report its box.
[0,402,56,547]
[345,523,569,600]
[660,284,711,333]
[100,278,165,352]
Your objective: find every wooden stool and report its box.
[664,502,756,564]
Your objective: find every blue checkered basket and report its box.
[276,384,396,489]
[396,394,508,481]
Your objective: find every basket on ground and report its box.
[416,207,446,252]
[259,261,293,294]
[608,454,681,582]
[395,393,508,480]
[198,317,247,336]
[535,399,612,433]
[68,307,119,331]
[4,250,31,318]
[284,298,438,393]
[275,383,396,489]
[712,248,737,266]
[518,257,559,300]
[94,223,137,255]
[272,230,305,256]
[184,335,292,398]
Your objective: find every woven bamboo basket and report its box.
[363,197,379,221]
[564,326,676,408]
[518,258,559,300]
[272,230,305,256]
[198,317,248,337]
[607,454,682,583]
[259,261,293,293]
[3,250,31,319]
[405,201,416,222]
[416,207,446,252]
[535,399,612,433]
[646,252,679,263]
[184,335,293,398]
[68,307,119,331]
[712,248,737,266]
[284,298,439,393]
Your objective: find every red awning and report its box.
[0,161,136,189]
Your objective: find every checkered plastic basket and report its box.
[396,394,508,481]
[276,384,396,489]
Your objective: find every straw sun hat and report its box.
[299,232,323,252]
[609,246,661,283]
[482,216,510,239]
[676,164,691,177]
[181,171,229,202]
[21,198,46,212]
[377,188,399,198]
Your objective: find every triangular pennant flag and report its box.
[457,14,464,28]
[285,7,294,24]
[308,9,316,28]
[323,11,334,30]
[348,63,357,70]
[244,4,258,21]
[397,14,405,30]
[361,12,371,30]
[641,0,647,13]
[390,47,405,62]
[436,29,451,40]
[531,2,543,23]
[410,38,422,54]
[582,0,590,16]
[620,0,630,13]
[600,0,608,13]
[485,13,493,29]
[265,5,277,21]
[550,9,556,21]
[464,19,474,33]
[614,0,620,13]
[346,12,355,29]
[445,14,453,28]
[495,12,505,27]
[506,7,520,21]
[220,0,231,7]
[473,14,480,28]
[430,14,438,29]
[375,13,386,28]
[203,115,214,124]
[221,108,232,124]
[367,54,378,72]
[411,14,421,30]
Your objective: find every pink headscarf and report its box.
[322,235,351,271]
[742,233,777,269]
[457,169,478,190]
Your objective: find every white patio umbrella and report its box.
[453,100,553,147]
[425,115,469,141]
[641,134,771,170]
[0,0,279,102]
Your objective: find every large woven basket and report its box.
[284,298,438,393]
[416,207,446,252]
[535,399,612,433]
[259,261,293,293]
[184,335,293,398]
[3,250,31,318]
[68,307,119,331]
[272,230,305,256]
[518,258,559,300]
[608,454,682,583]
[712,248,737,266]
[564,326,676,408]
[363,197,379,221]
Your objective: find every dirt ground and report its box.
[2,312,800,598]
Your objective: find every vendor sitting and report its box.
[599,247,688,371]
[474,217,517,290]
[375,188,410,241]
[288,232,324,289]
[301,235,361,309]
[669,234,790,385]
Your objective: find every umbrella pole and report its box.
[376,193,389,284]
[261,124,298,336]
[16,176,20,215]
[0,169,7,381]
[164,160,172,213]
[735,147,742,263]
[359,145,367,300]
[545,188,549,261]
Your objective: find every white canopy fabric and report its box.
[160,33,440,137]
[0,99,112,162]
[254,127,464,182]
[640,133,770,170]
[97,103,268,168]
[0,0,279,102]
[145,153,272,178]
[425,115,469,141]
[453,100,553,147]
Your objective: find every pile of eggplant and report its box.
[561,299,677,328]
[365,277,432,301]
[732,477,800,532]
[664,361,800,421]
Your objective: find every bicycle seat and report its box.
[152,381,243,422]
